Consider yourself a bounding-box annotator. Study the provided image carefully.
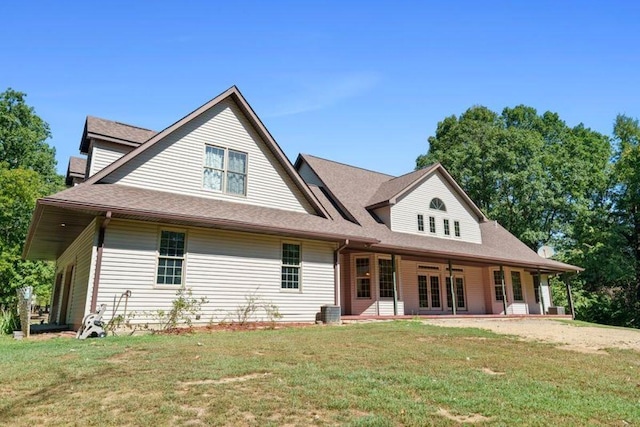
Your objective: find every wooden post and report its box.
[448,260,456,315]
[565,274,576,319]
[500,265,507,315]
[537,269,545,315]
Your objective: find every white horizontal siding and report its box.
[391,172,482,244]
[96,219,336,324]
[103,99,314,214]
[55,219,98,329]
[88,140,133,177]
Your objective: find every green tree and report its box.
[0,89,62,308]
[417,105,611,250]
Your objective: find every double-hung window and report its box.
[454,220,461,237]
[429,216,436,233]
[493,270,505,301]
[157,230,186,285]
[203,145,247,196]
[378,258,394,298]
[443,219,450,236]
[511,271,524,301]
[356,257,371,298]
[281,243,301,290]
[417,214,424,232]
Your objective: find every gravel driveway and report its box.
[422,318,640,354]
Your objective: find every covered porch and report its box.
[337,248,575,318]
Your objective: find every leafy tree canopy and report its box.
[0,88,62,307]
[417,105,611,250]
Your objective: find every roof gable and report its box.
[82,86,329,217]
[367,164,487,221]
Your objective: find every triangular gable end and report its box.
[369,163,487,222]
[83,86,329,217]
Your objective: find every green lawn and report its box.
[1,321,638,426]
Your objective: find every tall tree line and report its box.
[418,106,640,327]
[0,88,63,309]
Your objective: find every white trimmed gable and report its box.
[101,98,315,214]
[390,170,483,244]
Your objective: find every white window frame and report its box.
[443,219,450,236]
[454,220,461,237]
[155,228,187,288]
[203,144,248,196]
[429,216,436,233]
[511,271,524,302]
[355,256,372,299]
[281,241,302,291]
[445,275,467,310]
[378,257,394,299]
[417,214,424,232]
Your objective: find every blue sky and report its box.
[2,1,639,176]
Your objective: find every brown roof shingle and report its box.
[80,116,157,153]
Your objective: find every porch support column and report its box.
[392,254,398,316]
[448,260,456,316]
[90,212,111,313]
[500,265,507,315]
[564,274,576,319]
[537,269,545,315]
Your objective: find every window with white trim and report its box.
[355,257,371,298]
[511,271,524,301]
[378,258,394,298]
[493,270,505,301]
[203,145,247,196]
[157,230,186,285]
[281,243,301,289]
[443,219,450,236]
[446,276,466,309]
[454,220,461,237]
[430,198,446,211]
[429,216,436,233]
[418,274,441,308]
[417,214,424,232]
[533,275,541,303]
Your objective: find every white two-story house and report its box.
[23,86,580,329]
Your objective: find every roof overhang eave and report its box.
[364,242,583,273]
[36,198,378,246]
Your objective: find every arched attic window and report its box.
[429,198,446,211]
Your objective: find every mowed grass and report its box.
[1,321,639,426]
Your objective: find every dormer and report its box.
[366,164,486,244]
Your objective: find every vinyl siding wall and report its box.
[96,219,336,323]
[54,219,98,329]
[88,140,134,177]
[103,99,314,214]
[391,172,482,244]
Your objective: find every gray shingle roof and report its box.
[299,154,580,272]
[80,116,157,153]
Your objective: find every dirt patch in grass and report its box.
[178,372,272,387]
[437,407,493,423]
[423,318,640,353]
[481,367,505,375]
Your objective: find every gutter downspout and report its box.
[334,240,349,309]
[500,265,508,315]
[448,260,456,315]
[90,211,111,312]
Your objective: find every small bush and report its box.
[0,306,20,335]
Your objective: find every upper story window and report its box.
[429,198,446,211]
[203,145,247,196]
[454,220,461,237]
[417,214,424,232]
[429,216,436,233]
[443,219,450,236]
